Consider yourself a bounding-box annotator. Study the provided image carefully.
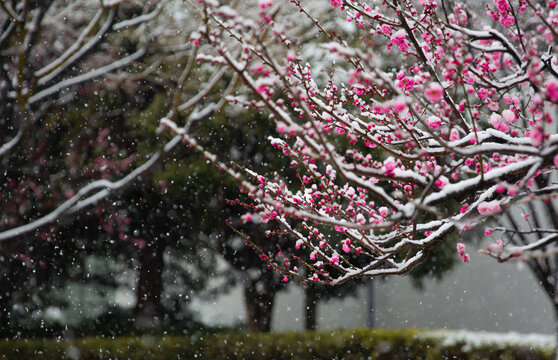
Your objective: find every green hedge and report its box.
[0,328,553,360]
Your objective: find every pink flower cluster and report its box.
[547,80,558,102]
[489,0,518,28]
[477,200,502,215]
[456,242,470,262]
[389,30,409,52]
[259,0,272,8]
[330,0,342,8]
[486,239,504,253]
[427,115,441,129]
[489,110,515,133]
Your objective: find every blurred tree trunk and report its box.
[304,285,317,330]
[0,266,13,332]
[243,278,275,332]
[134,237,164,330]
[554,306,558,360]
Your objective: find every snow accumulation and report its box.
[422,330,555,352]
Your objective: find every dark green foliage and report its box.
[0,328,552,360]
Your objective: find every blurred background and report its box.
[0,0,553,340]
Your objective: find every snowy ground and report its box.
[422,329,555,352]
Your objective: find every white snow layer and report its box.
[422,329,555,352]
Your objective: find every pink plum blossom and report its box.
[381,25,392,35]
[477,200,502,215]
[241,213,253,223]
[378,207,388,217]
[425,83,444,102]
[529,128,543,146]
[449,128,460,141]
[330,252,340,264]
[391,97,407,112]
[259,0,272,8]
[330,0,342,8]
[501,109,516,123]
[490,113,502,127]
[478,87,489,99]
[489,113,510,133]
[384,157,397,174]
[427,115,442,129]
[547,80,558,102]
[435,176,449,188]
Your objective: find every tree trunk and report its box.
[243,280,275,332]
[305,285,317,330]
[554,302,558,360]
[134,238,164,330]
[0,268,12,334]
[367,278,375,328]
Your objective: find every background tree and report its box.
[0,0,239,335]
[0,0,163,333]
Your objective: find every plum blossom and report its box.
[173,0,558,289]
[378,206,388,217]
[390,30,409,51]
[490,113,510,133]
[425,83,444,102]
[435,175,449,188]
[391,97,407,112]
[449,128,460,141]
[259,0,272,8]
[330,251,340,264]
[456,242,469,262]
[501,109,515,123]
[427,115,442,129]
[241,213,253,223]
[477,200,502,215]
[546,80,558,102]
[383,157,397,174]
[342,239,351,253]
[330,0,342,8]
[381,25,392,35]
[529,128,543,147]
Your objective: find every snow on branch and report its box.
[0,1,206,246]
[28,46,147,105]
[175,0,558,284]
[0,135,181,242]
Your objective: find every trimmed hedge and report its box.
[0,328,553,360]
